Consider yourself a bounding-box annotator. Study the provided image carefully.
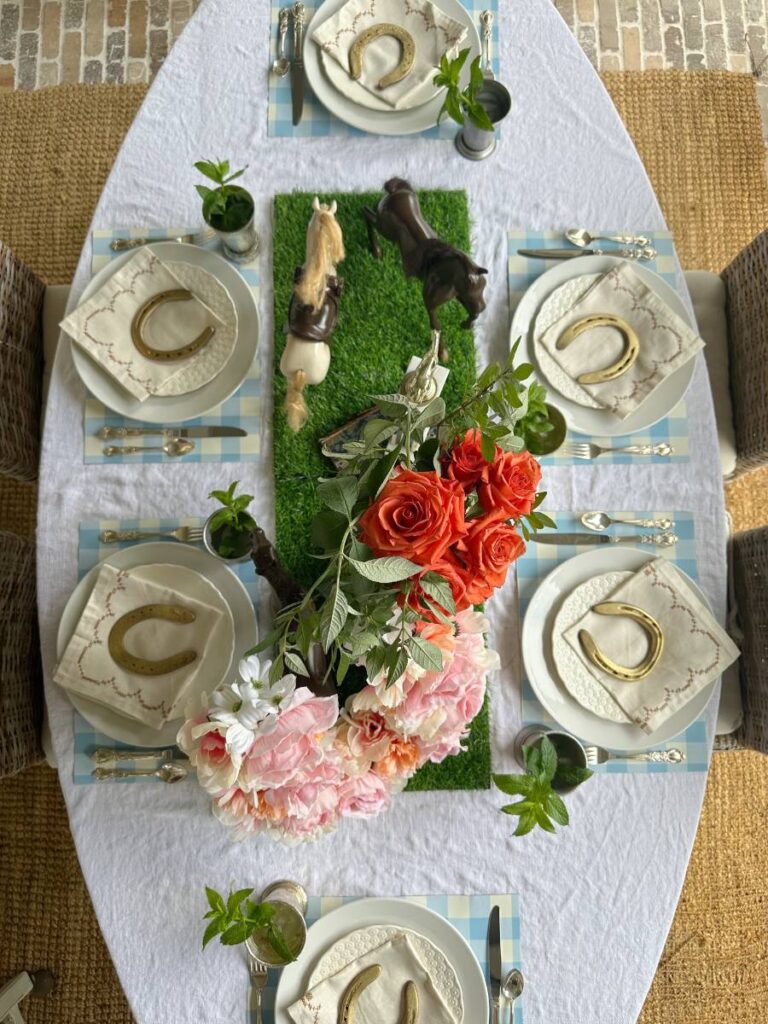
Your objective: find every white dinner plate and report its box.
[304,0,480,136]
[70,242,259,423]
[521,548,718,751]
[509,256,697,436]
[274,898,487,1024]
[56,542,257,747]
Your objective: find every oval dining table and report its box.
[36,1,727,1021]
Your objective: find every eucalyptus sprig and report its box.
[433,48,494,130]
[202,886,296,962]
[194,159,254,232]
[494,737,593,837]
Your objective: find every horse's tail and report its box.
[284,369,309,432]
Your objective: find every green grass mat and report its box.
[272,188,490,792]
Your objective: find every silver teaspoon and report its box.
[502,968,524,1020]
[581,511,675,532]
[272,8,291,76]
[92,762,188,783]
[103,438,195,457]
[566,227,652,248]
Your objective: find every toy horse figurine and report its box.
[281,197,345,432]
[362,177,487,357]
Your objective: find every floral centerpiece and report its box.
[178,348,554,842]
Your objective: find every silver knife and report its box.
[96,426,247,439]
[291,2,306,126]
[518,246,656,260]
[487,905,502,1024]
[532,532,678,546]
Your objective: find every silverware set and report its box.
[89,746,189,782]
[488,905,524,1024]
[99,526,204,544]
[532,531,678,547]
[96,425,248,456]
[518,226,656,261]
[564,441,674,459]
[272,3,306,125]
[109,228,214,252]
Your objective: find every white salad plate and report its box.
[521,548,718,750]
[509,256,697,437]
[274,897,487,1023]
[70,242,258,423]
[56,542,257,747]
[304,0,480,136]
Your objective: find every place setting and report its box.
[507,229,693,464]
[268,0,499,140]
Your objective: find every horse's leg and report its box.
[422,275,455,361]
[362,206,382,259]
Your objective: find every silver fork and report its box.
[565,442,674,459]
[247,952,268,1024]
[99,526,205,544]
[109,229,213,251]
[585,745,685,765]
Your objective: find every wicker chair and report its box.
[732,526,768,755]
[0,530,43,777]
[0,242,45,482]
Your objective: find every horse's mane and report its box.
[295,204,345,310]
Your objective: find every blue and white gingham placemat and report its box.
[253,892,523,1023]
[507,230,690,466]
[517,511,709,773]
[268,0,499,138]
[71,517,273,784]
[83,228,263,464]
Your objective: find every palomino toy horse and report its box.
[281,197,345,432]
[362,177,487,357]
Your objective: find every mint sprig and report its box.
[202,886,296,963]
[493,736,593,836]
[208,480,255,557]
[194,158,253,232]
[433,49,494,130]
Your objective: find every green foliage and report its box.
[194,159,253,232]
[433,49,494,130]
[208,481,255,557]
[493,737,593,837]
[201,886,296,962]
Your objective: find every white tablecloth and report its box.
[36,1,726,1022]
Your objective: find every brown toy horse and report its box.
[362,178,488,352]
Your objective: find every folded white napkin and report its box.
[54,564,224,729]
[61,249,225,401]
[564,558,739,734]
[312,0,467,110]
[288,932,456,1024]
[539,263,704,420]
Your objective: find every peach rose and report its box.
[478,450,542,518]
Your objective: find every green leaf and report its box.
[347,630,380,658]
[493,773,536,797]
[417,572,456,614]
[384,644,409,687]
[523,742,542,777]
[226,888,253,915]
[539,736,558,782]
[408,635,444,672]
[319,586,349,650]
[205,886,225,914]
[467,100,494,131]
[357,447,400,501]
[195,184,213,202]
[534,806,557,833]
[349,555,421,584]
[284,651,308,676]
[194,159,225,183]
[415,436,440,472]
[513,810,537,836]
[220,922,251,946]
[553,765,594,788]
[317,476,359,519]
[244,628,281,656]
[266,922,296,964]
[480,432,497,463]
[224,167,245,184]
[545,792,569,827]
[202,918,225,949]
[412,396,446,432]
[336,652,351,685]
[514,362,534,380]
[310,508,348,551]
[500,799,535,815]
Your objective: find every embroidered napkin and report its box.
[538,262,704,420]
[54,564,225,729]
[288,932,457,1024]
[60,248,225,401]
[312,0,467,110]
[563,558,739,734]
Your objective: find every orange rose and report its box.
[407,553,472,621]
[444,429,498,491]
[358,469,467,565]
[478,450,542,518]
[457,511,526,604]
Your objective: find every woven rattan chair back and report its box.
[733,526,768,755]
[721,230,768,475]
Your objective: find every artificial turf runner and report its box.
[272,189,490,792]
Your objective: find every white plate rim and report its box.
[510,256,697,436]
[70,242,258,423]
[56,542,257,746]
[521,547,718,750]
[274,897,487,1024]
[304,0,480,136]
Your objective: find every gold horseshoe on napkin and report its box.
[108,604,198,676]
[556,314,639,385]
[578,601,664,681]
[349,24,416,89]
[130,289,216,361]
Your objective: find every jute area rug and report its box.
[0,75,766,1023]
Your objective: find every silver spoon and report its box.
[103,438,195,458]
[566,227,652,249]
[272,8,291,76]
[581,511,675,532]
[502,968,524,1020]
[92,762,188,782]
[480,11,494,79]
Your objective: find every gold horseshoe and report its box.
[578,601,664,681]
[556,314,639,385]
[130,289,216,361]
[108,604,198,676]
[348,24,416,89]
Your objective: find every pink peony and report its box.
[177,705,241,793]
[338,770,393,818]
[345,709,398,762]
